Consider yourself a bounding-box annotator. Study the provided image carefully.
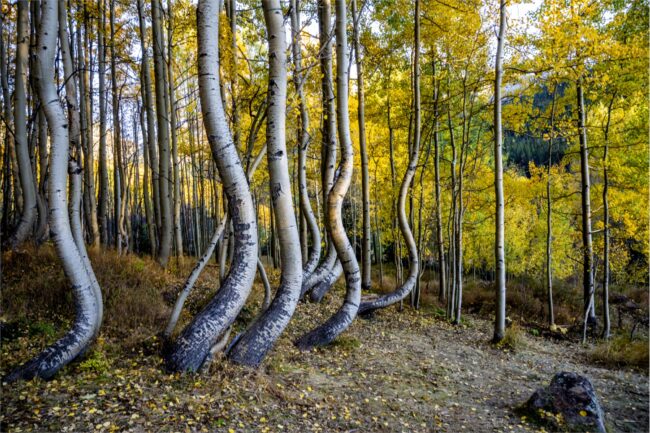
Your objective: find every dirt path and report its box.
[1,295,647,432]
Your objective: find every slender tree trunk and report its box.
[0,9,14,238]
[546,85,557,326]
[577,77,596,330]
[97,0,109,245]
[602,95,614,340]
[358,0,421,315]
[290,0,321,281]
[136,0,160,253]
[165,0,258,372]
[164,213,228,339]
[352,0,371,292]
[228,0,302,367]
[433,59,446,301]
[493,0,506,343]
[447,70,457,320]
[151,0,172,267]
[8,0,38,249]
[5,0,101,382]
[79,8,100,247]
[295,0,360,349]
[373,173,383,287]
[301,0,339,299]
[388,94,402,288]
[227,0,240,152]
[34,16,49,244]
[167,4,182,257]
[140,103,156,253]
[109,0,127,253]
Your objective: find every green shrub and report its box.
[331,336,361,350]
[79,342,111,373]
[29,321,57,338]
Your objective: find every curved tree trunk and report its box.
[290,0,321,280]
[228,0,302,367]
[308,259,342,302]
[4,0,101,382]
[60,0,103,331]
[164,0,258,373]
[301,0,338,298]
[352,0,371,292]
[358,0,421,315]
[295,0,360,350]
[68,159,104,334]
[493,0,507,343]
[8,0,38,249]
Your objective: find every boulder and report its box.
[524,372,606,433]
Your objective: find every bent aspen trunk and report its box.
[290,0,321,281]
[295,0,360,349]
[4,0,101,382]
[164,0,258,373]
[358,0,421,315]
[301,0,338,298]
[228,0,302,367]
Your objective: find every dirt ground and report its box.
[1,287,647,433]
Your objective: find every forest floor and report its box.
[1,248,648,432]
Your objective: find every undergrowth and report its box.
[590,335,649,370]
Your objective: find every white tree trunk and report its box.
[290,0,321,280]
[493,0,507,343]
[8,0,38,248]
[5,0,101,382]
[358,0,421,315]
[295,0,360,349]
[164,212,228,339]
[301,0,339,299]
[228,0,302,367]
[164,0,258,373]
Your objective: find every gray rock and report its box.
[525,371,606,433]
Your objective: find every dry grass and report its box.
[2,245,175,346]
[1,244,275,349]
[590,335,649,370]
[496,323,528,351]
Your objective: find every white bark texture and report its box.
[290,0,321,280]
[295,0,360,349]
[358,0,421,315]
[5,0,102,382]
[164,0,258,373]
[228,0,303,367]
[8,0,38,248]
[493,0,506,342]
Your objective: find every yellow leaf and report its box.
[579,410,588,417]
